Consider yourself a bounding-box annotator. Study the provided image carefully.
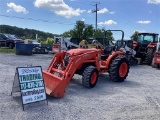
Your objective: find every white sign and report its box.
[17,66,46,105]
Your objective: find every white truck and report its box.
[52,36,79,53]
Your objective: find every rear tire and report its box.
[109,56,129,82]
[82,66,98,88]
[146,48,155,65]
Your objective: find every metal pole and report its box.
[95,3,98,31]
[92,3,99,31]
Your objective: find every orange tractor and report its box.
[42,30,130,98]
[151,40,160,68]
[133,32,159,65]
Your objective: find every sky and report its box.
[0,0,160,39]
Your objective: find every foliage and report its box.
[62,31,71,37]
[82,25,94,39]
[0,25,57,43]
[41,37,54,45]
[105,31,114,40]
[130,31,139,40]
[0,22,114,44]
[94,28,105,38]
[62,20,93,39]
[62,20,113,40]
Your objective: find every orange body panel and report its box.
[148,43,157,48]
[52,44,61,53]
[133,41,138,48]
[102,51,125,68]
[154,51,160,64]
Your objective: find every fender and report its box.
[104,51,125,68]
[154,51,160,64]
[133,41,138,48]
[147,43,157,48]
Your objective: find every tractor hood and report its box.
[66,48,100,55]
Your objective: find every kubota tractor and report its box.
[42,30,130,98]
[151,40,160,68]
[133,32,159,65]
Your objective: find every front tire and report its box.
[109,56,129,82]
[82,66,98,88]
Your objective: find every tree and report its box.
[94,28,105,38]
[74,20,86,39]
[105,31,114,40]
[61,20,114,43]
[62,31,71,37]
[69,20,94,40]
[82,25,94,39]
[0,25,56,40]
[42,37,54,44]
[130,31,139,40]
[38,37,45,43]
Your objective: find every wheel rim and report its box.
[91,72,97,84]
[119,62,128,78]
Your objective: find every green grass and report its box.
[0,47,15,53]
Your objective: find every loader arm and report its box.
[42,50,101,98]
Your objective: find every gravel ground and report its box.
[0,53,160,120]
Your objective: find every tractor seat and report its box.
[101,46,113,60]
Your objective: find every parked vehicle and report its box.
[133,32,159,65]
[151,40,160,68]
[0,33,24,49]
[42,30,130,98]
[24,39,49,54]
[31,40,41,47]
[24,39,41,47]
[115,40,137,65]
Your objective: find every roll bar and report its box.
[103,30,124,47]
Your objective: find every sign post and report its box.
[11,66,47,110]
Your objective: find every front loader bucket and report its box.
[42,70,66,98]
